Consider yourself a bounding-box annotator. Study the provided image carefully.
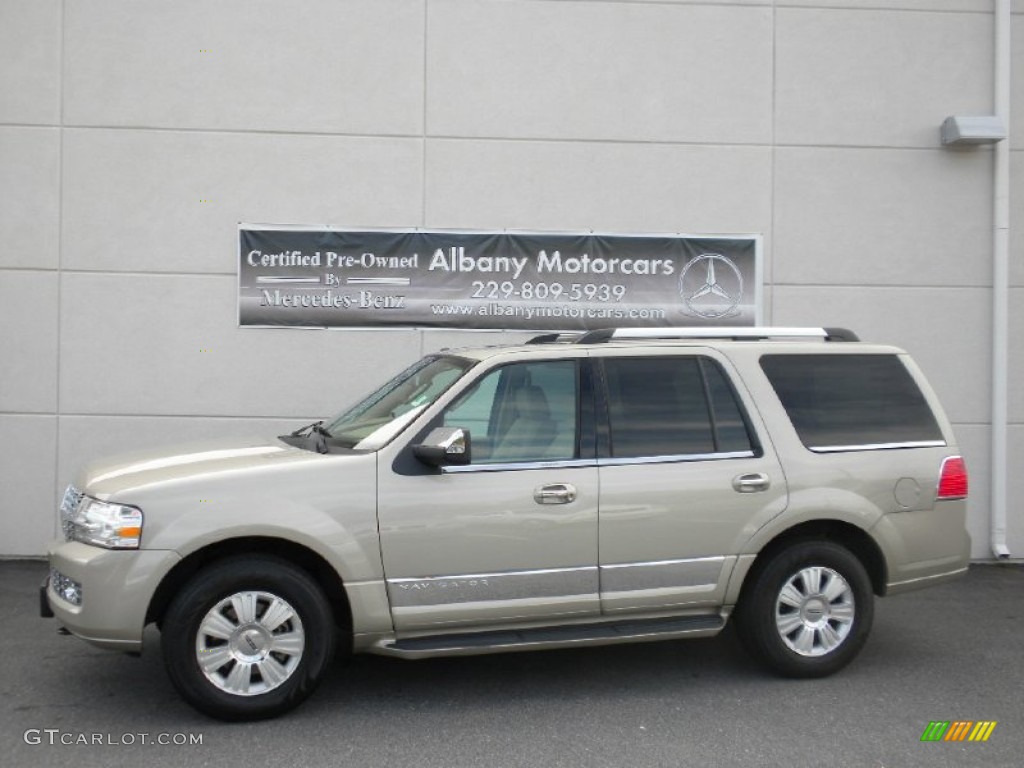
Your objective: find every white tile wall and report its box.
[63,0,425,134]
[1011,151,1024,287]
[427,0,773,144]
[1007,426,1024,555]
[426,139,772,235]
[781,1,994,11]
[1007,287,1024,423]
[58,273,422,418]
[1013,15,1024,148]
[0,127,60,269]
[776,8,992,148]
[774,147,993,286]
[0,270,59,413]
[0,415,57,555]
[0,0,61,125]
[61,129,425,274]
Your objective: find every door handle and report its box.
[733,473,770,493]
[534,483,577,505]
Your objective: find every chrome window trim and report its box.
[597,450,755,467]
[441,450,756,473]
[442,458,597,474]
[808,440,946,454]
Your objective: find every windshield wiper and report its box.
[290,421,332,454]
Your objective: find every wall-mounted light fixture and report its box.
[940,115,1007,146]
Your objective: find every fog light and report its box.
[50,569,82,606]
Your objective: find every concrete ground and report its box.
[1,560,1021,768]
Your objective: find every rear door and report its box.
[596,350,788,613]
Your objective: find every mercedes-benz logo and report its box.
[678,253,743,319]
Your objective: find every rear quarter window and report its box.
[759,354,944,452]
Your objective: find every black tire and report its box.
[733,541,874,678]
[161,556,336,721]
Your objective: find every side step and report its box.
[376,614,724,658]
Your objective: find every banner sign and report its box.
[239,226,761,330]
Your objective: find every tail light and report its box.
[937,456,968,500]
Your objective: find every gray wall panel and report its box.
[0,0,61,124]
[774,147,992,286]
[776,8,992,148]
[1013,15,1024,148]
[426,140,772,235]
[0,127,60,269]
[63,0,425,134]
[1012,151,1024,287]
[0,415,57,556]
[58,273,421,418]
[1008,426,1024,555]
[62,129,424,274]
[427,1,772,144]
[0,270,58,413]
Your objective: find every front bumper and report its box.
[43,540,181,652]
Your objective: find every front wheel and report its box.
[733,541,874,678]
[161,556,336,721]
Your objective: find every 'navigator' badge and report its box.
[678,253,743,319]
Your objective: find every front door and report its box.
[378,358,600,631]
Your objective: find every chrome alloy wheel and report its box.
[774,566,855,657]
[195,591,305,696]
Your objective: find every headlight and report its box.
[62,489,143,549]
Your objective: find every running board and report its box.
[374,614,725,659]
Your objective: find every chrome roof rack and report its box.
[571,327,859,344]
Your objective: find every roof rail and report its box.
[573,327,859,344]
[526,332,583,344]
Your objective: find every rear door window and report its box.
[601,357,755,459]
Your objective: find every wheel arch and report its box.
[732,520,888,606]
[146,537,352,637]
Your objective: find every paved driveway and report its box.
[2,560,1022,768]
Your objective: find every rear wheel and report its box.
[734,541,873,677]
[162,556,336,720]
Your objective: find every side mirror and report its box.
[412,427,472,467]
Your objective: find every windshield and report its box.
[324,355,474,449]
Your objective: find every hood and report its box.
[76,436,327,499]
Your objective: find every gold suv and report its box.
[42,327,970,720]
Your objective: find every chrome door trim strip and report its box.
[597,451,754,467]
[599,556,726,593]
[388,566,598,608]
